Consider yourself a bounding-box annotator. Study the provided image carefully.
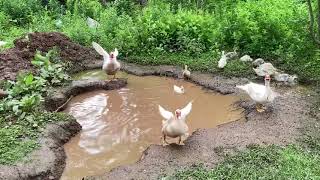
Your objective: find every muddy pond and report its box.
[61,70,244,180]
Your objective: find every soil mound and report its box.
[0,32,100,81]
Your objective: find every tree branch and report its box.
[54,95,74,112]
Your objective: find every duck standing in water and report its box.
[159,101,193,145]
[236,75,277,112]
[182,65,191,79]
[92,42,121,79]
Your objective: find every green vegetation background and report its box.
[1,0,320,83]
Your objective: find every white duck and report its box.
[218,51,227,68]
[92,42,121,79]
[236,75,277,112]
[182,65,191,79]
[173,85,184,94]
[159,101,193,145]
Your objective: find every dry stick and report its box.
[54,95,74,112]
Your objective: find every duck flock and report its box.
[0,25,292,146]
[92,42,290,146]
[0,17,295,146]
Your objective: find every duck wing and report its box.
[173,85,182,93]
[180,101,193,121]
[159,105,174,121]
[92,42,109,58]
[247,83,267,101]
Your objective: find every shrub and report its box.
[66,0,103,18]
[0,0,43,25]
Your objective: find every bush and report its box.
[0,0,43,25]
[1,0,320,82]
[66,0,103,18]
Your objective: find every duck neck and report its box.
[265,80,270,87]
[184,65,188,71]
[265,80,271,93]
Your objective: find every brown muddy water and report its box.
[61,70,244,180]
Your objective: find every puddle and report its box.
[61,70,243,180]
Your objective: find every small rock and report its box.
[240,55,253,62]
[55,19,63,28]
[49,176,55,180]
[252,58,265,67]
[253,63,277,76]
[274,72,298,85]
[225,51,238,60]
[274,73,289,82]
[0,89,7,98]
[287,75,298,85]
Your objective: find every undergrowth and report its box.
[164,145,320,180]
[0,50,71,165]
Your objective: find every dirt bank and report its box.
[84,62,318,180]
[0,118,81,180]
[45,79,127,112]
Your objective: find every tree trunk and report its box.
[306,0,320,45]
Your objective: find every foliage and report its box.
[66,0,103,18]
[0,112,73,164]
[0,125,38,165]
[0,0,43,25]
[165,145,320,180]
[1,0,319,82]
[0,49,71,164]
[32,50,70,86]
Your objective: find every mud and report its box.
[61,72,243,179]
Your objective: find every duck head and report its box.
[264,74,271,86]
[180,86,185,93]
[109,48,119,61]
[175,109,182,120]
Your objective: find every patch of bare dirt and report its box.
[0,32,101,81]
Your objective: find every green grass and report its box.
[126,51,255,78]
[164,145,320,180]
[0,112,73,165]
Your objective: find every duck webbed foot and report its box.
[256,103,266,113]
[162,135,169,146]
[178,136,182,145]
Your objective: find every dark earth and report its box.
[0,32,318,180]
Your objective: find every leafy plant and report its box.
[5,73,45,98]
[32,50,70,86]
